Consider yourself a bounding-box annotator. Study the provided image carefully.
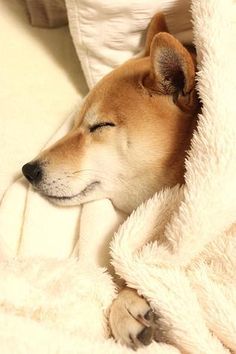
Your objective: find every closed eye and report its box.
[89,122,115,133]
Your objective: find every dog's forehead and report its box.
[74,100,118,128]
[75,58,151,127]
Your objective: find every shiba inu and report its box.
[22,13,199,348]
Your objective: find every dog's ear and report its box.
[144,13,169,56]
[145,32,197,112]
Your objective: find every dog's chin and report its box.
[45,195,82,206]
[40,181,100,206]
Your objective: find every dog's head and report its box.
[22,14,199,213]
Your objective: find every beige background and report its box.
[0,0,88,199]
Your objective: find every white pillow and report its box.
[65,0,193,89]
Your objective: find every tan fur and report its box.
[144,13,169,56]
[22,13,200,347]
[30,37,198,213]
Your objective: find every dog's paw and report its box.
[109,287,159,349]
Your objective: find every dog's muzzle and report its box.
[22,161,42,184]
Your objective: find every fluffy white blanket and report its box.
[0,0,236,353]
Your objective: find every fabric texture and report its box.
[0,0,236,353]
[65,0,193,88]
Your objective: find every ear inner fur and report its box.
[150,32,196,97]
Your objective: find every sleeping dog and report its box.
[22,13,200,348]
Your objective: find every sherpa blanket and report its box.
[0,0,236,353]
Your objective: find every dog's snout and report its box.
[22,162,42,184]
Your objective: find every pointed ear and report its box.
[146,32,197,111]
[144,13,169,56]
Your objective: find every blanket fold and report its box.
[111,0,236,352]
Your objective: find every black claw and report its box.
[153,313,161,325]
[144,309,154,321]
[137,327,153,346]
[144,309,160,326]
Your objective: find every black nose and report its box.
[22,162,42,184]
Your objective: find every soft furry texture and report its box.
[0,0,236,353]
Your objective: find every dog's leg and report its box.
[109,287,160,349]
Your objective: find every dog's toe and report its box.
[136,326,153,346]
[109,287,159,349]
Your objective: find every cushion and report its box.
[65,0,193,88]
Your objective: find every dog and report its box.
[22,13,200,349]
